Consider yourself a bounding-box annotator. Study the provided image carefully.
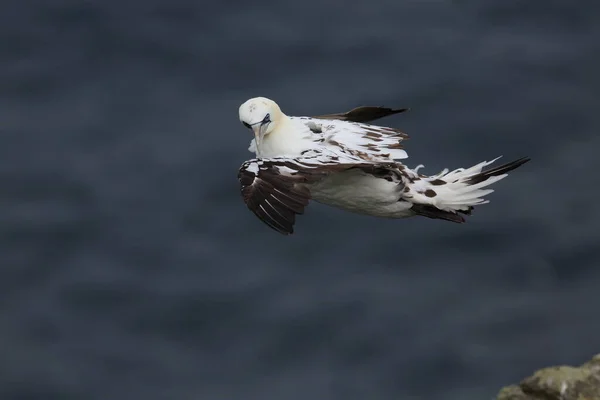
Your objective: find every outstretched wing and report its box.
[238,154,390,235]
[313,105,408,123]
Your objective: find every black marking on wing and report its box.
[313,106,409,123]
[358,125,409,145]
[239,161,311,235]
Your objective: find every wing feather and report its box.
[293,117,410,162]
[238,155,381,235]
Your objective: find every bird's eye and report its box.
[262,113,271,124]
[242,122,251,129]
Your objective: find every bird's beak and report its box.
[252,123,268,150]
[252,125,262,149]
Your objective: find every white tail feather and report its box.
[403,156,518,213]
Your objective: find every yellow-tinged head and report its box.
[238,97,285,150]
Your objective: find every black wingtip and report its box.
[375,107,409,115]
[346,106,409,123]
[497,156,531,173]
[411,203,466,223]
[466,157,531,185]
[313,105,410,123]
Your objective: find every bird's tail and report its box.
[402,156,530,223]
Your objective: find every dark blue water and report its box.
[2,1,599,399]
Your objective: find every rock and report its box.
[496,354,600,400]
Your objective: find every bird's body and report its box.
[310,170,415,218]
[237,97,529,235]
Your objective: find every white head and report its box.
[238,97,284,150]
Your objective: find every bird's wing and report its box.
[294,117,409,162]
[248,108,408,156]
[238,153,392,235]
[313,105,408,123]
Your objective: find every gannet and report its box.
[237,97,530,235]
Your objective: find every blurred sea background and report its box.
[1,0,599,399]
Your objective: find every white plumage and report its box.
[237,97,530,235]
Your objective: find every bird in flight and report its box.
[237,97,530,235]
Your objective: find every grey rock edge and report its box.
[496,354,600,400]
